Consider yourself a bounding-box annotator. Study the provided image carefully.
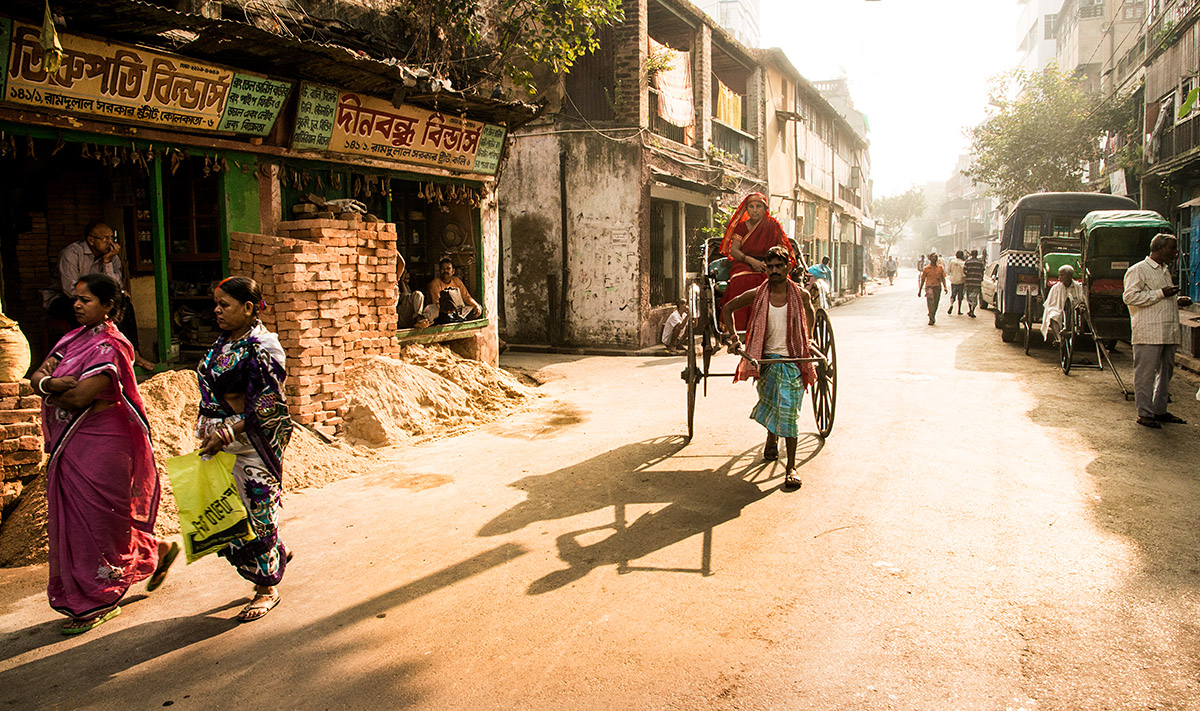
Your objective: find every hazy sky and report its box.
[759,0,1019,199]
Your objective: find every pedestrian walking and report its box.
[29,273,177,635]
[919,253,947,325]
[963,249,985,318]
[1123,234,1193,428]
[721,246,817,488]
[885,256,897,285]
[946,250,966,315]
[196,276,294,621]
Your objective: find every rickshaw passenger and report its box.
[718,193,795,331]
[1040,265,1082,344]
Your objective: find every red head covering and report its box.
[718,192,795,267]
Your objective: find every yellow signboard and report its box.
[292,82,506,176]
[0,19,290,136]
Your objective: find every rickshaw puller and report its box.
[722,247,817,488]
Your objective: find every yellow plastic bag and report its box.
[166,450,255,563]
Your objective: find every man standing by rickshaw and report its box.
[1123,233,1192,428]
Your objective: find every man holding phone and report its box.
[1123,233,1191,428]
[49,221,154,370]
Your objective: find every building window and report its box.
[650,198,682,306]
[1044,14,1057,40]
[797,157,806,184]
[803,201,816,238]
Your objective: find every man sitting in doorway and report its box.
[428,256,481,325]
[661,301,689,354]
[395,255,433,329]
[48,221,155,370]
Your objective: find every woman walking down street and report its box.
[30,274,177,635]
[197,276,293,622]
[719,192,795,331]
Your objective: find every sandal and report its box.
[1136,416,1163,429]
[146,542,180,592]
[1156,412,1187,424]
[61,606,121,636]
[783,470,802,489]
[763,440,778,461]
[237,590,280,623]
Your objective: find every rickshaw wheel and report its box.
[1023,298,1034,355]
[811,310,837,438]
[685,313,698,441]
[1060,299,1074,375]
[700,282,714,392]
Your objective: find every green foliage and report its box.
[387,0,624,95]
[965,67,1139,205]
[872,187,925,255]
[646,43,675,79]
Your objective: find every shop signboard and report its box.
[0,18,291,136]
[291,82,507,176]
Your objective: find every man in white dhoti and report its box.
[1041,265,1083,344]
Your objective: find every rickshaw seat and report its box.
[708,257,731,296]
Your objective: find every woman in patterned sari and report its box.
[197,276,293,622]
[31,273,178,635]
[718,192,795,331]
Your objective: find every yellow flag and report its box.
[40,0,63,74]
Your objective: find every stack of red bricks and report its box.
[228,213,400,438]
[0,381,43,525]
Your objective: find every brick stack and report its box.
[228,215,400,438]
[0,381,43,525]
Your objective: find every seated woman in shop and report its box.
[395,256,433,330]
[427,257,481,324]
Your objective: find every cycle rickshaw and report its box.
[1056,209,1172,398]
[680,239,837,441]
[1020,234,1084,355]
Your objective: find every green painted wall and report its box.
[224,152,261,235]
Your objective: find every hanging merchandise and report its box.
[331,172,342,191]
[25,137,35,159]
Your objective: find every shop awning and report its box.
[3,0,539,128]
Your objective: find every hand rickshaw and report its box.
[681,238,837,440]
[1057,209,1173,398]
[1020,235,1083,355]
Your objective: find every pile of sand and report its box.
[342,344,537,446]
[0,370,377,567]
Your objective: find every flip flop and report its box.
[1156,413,1188,424]
[1136,416,1162,429]
[237,591,281,623]
[146,542,180,592]
[61,606,121,636]
[783,470,802,489]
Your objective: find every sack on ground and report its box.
[166,450,255,563]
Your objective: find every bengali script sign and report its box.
[1,19,290,136]
[291,82,507,176]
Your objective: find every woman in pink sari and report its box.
[719,192,795,330]
[30,273,177,635]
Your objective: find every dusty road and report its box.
[3,270,1200,710]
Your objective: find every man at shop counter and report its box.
[428,256,481,324]
[49,221,155,370]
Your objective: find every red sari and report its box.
[719,193,795,330]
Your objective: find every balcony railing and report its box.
[1153,114,1200,163]
[711,118,756,167]
[1149,0,1200,46]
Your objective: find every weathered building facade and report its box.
[759,53,873,294]
[498,0,765,349]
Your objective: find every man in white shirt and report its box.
[946,250,966,315]
[660,301,689,354]
[1041,265,1083,344]
[1123,233,1192,428]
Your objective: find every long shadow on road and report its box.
[479,434,823,594]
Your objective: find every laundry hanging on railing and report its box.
[715,77,743,130]
[649,37,694,128]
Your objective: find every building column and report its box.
[696,23,713,152]
[613,0,649,129]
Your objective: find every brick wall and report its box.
[613,0,648,128]
[228,216,400,438]
[0,381,43,526]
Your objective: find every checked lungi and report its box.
[750,354,804,438]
